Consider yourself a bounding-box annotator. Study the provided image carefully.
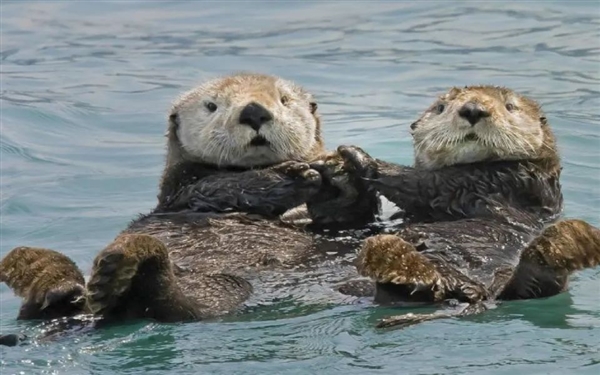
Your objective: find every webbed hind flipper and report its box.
[0,247,86,320]
[377,267,511,330]
[358,235,440,297]
[357,235,487,303]
[376,301,489,329]
[87,234,206,322]
[499,219,600,300]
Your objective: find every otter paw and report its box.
[337,145,378,180]
[310,152,356,194]
[307,150,380,226]
[357,235,439,288]
[309,151,345,176]
[309,152,358,205]
[272,161,321,186]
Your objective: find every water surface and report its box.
[1,1,599,374]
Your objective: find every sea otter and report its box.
[0,73,379,332]
[333,85,600,327]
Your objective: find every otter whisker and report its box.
[503,127,534,157]
[361,86,571,334]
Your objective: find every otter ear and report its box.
[169,113,180,129]
[447,87,461,97]
[166,113,180,137]
[309,102,318,114]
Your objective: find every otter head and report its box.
[410,86,558,170]
[166,72,323,168]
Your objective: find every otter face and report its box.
[410,86,547,169]
[169,72,321,168]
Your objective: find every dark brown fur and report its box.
[498,219,600,300]
[0,247,86,320]
[335,86,599,328]
[0,76,379,332]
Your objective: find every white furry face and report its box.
[410,86,546,169]
[169,73,320,168]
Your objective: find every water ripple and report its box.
[1,1,599,374]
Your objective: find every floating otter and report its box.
[333,85,600,328]
[0,73,379,333]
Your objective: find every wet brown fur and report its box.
[498,219,600,300]
[0,73,378,329]
[336,86,599,328]
[0,248,85,320]
[411,85,561,175]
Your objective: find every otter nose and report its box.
[239,102,273,131]
[458,102,490,126]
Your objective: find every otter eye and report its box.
[309,102,317,114]
[505,103,515,112]
[205,102,217,113]
[280,95,289,106]
[435,104,445,114]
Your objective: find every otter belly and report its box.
[372,218,535,305]
[124,212,317,275]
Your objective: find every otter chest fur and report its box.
[0,72,379,337]
[335,85,600,328]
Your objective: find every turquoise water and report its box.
[1,1,599,374]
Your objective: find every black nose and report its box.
[458,102,490,126]
[239,102,273,131]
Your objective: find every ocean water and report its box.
[1,1,599,374]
